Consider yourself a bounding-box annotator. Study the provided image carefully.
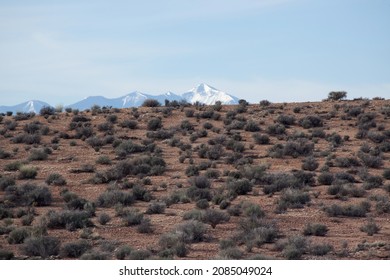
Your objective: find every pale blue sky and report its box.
[0,0,389,105]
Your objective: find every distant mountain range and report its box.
[0,83,239,114]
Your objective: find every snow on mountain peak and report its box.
[183,83,238,105]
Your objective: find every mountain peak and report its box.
[183,83,239,105]
[191,83,218,93]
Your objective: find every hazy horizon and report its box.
[1,0,389,106]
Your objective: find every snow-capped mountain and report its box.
[0,100,51,114]
[182,83,239,105]
[0,84,239,113]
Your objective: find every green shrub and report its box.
[120,119,138,129]
[80,250,110,260]
[282,235,307,260]
[19,166,38,179]
[5,183,52,206]
[253,133,270,145]
[47,210,93,231]
[8,227,30,244]
[0,176,15,191]
[276,189,310,211]
[146,202,166,214]
[61,240,91,258]
[137,218,154,233]
[96,155,112,165]
[28,148,48,161]
[227,178,253,196]
[175,220,207,243]
[202,209,230,228]
[310,244,333,256]
[219,247,243,259]
[244,120,260,132]
[302,157,319,171]
[147,118,162,130]
[98,213,111,225]
[23,236,60,258]
[303,223,328,236]
[299,115,323,129]
[97,190,135,207]
[324,202,369,217]
[243,203,265,219]
[46,173,66,186]
[122,209,144,226]
[115,245,133,260]
[277,115,296,126]
[4,161,22,171]
[360,218,380,236]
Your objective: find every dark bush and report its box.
[334,157,361,168]
[310,244,333,256]
[75,126,94,139]
[0,148,11,159]
[122,209,144,226]
[245,120,260,132]
[260,100,271,106]
[115,245,133,260]
[277,189,310,211]
[39,106,56,116]
[303,223,328,236]
[227,178,253,196]
[97,122,113,132]
[360,218,380,236]
[324,202,369,217]
[383,169,390,180]
[299,115,323,129]
[12,133,41,144]
[277,115,296,126]
[301,157,319,171]
[358,152,383,168]
[80,251,110,260]
[8,227,30,244]
[98,213,111,225]
[147,118,162,130]
[120,119,138,129]
[282,235,308,260]
[96,155,112,165]
[0,249,14,260]
[97,190,135,207]
[283,139,314,158]
[47,210,93,231]
[23,236,60,258]
[328,91,347,101]
[175,220,207,243]
[137,218,154,234]
[146,202,166,214]
[5,183,52,206]
[146,129,174,140]
[267,124,286,135]
[19,166,38,179]
[61,240,91,258]
[263,173,302,194]
[0,176,15,191]
[253,133,270,145]
[202,209,230,228]
[45,173,66,186]
[142,99,161,107]
[115,140,146,158]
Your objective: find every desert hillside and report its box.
[0,98,389,260]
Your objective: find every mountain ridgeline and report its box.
[0,84,239,114]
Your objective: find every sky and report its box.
[0,0,389,106]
